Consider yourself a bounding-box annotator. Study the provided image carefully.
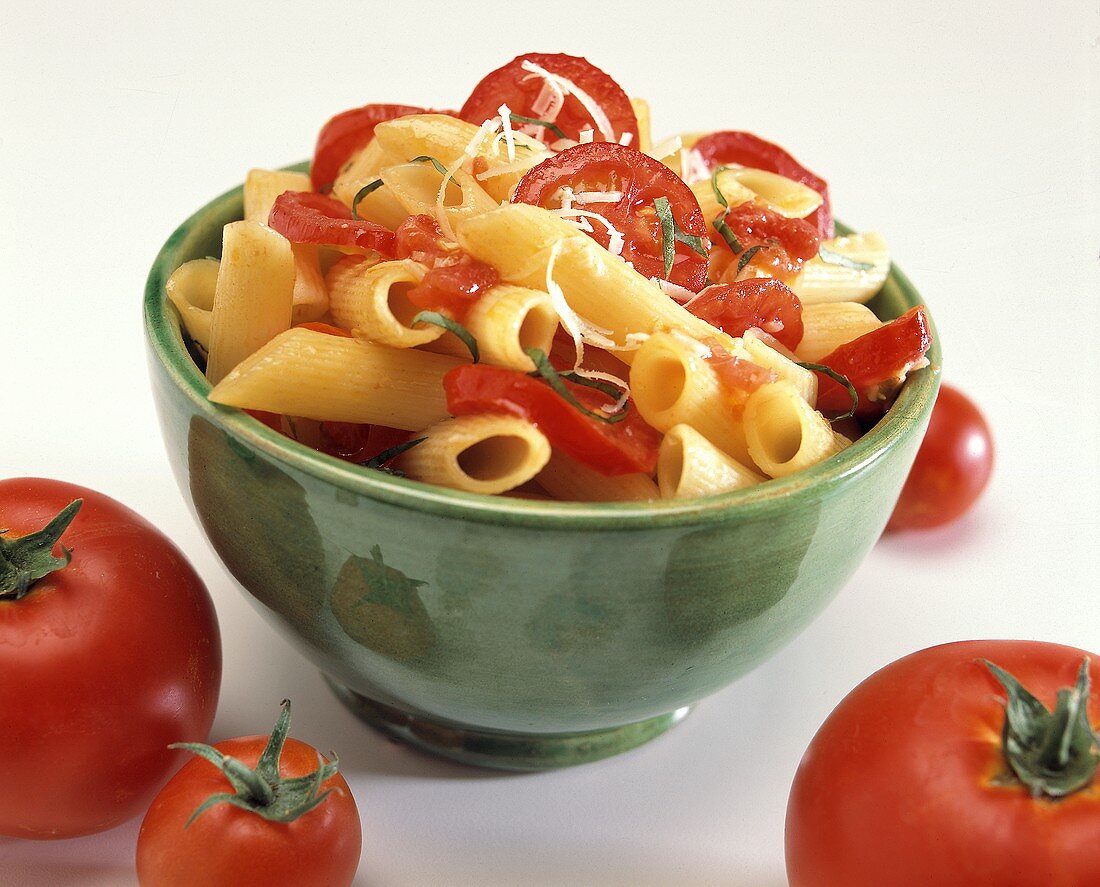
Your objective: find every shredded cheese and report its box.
[435,116,500,240]
[571,368,631,415]
[573,190,623,204]
[497,103,517,162]
[551,208,625,256]
[647,134,683,162]
[579,128,594,144]
[651,277,697,303]
[680,147,711,184]
[618,132,634,146]
[520,59,616,141]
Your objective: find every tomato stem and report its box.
[983,659,1099,799]
[0,499,82,600]
[171,700,341,826]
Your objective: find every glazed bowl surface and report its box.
[145,173,941,769]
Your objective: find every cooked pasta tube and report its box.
[328,258,442,349]
[630,97,652,152]
[209,328,462,430]
[329,140,408,229]
[737,330,818,405]
[796,302,882,363]
[290,244,329,324]
[243,169,312,222]
[630,332,752,464]
[535,450,659,502]
[205,221,295,385]
[381,162,498,229]
[790,232,890,304]
[165,258,219,352]
[397,415,551,495]
[657,424,765,499]
[372,114,549,202]
[464,285,558,371]
[743,381,851,478]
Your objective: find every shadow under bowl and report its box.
[144,176,941,770]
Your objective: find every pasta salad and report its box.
[166,52,932,502]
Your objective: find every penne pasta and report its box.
[629,97,652,153]
[328,258,442,349]
[290,244,329,324]
[743,381,851,478]
[398,414,551,495]
[535,450,659,502]
[209,327,463,430]
[380,161,498,229]
[796,302,883,363]
[205,220,295,385]
[165,258,219,353]
[790,232,890,304]
[464,284,558,371]
[243,169,312,223]
[657,424,764,499]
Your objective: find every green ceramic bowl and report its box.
[145,175,942,770]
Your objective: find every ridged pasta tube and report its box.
[743,381,851,478]
[165,258,219,353]
[535,450,658,502]
[790,232,890,304]
[796,302,882,363]
[658,424,764,499]
[464,285,559,371]
[328,259,441,349]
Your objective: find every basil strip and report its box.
[674,228,710,258]
[409,155,450,175]
[796,362,859,421]
[713,215,743,254]
[361,437,428,476]
[709,164,732,209]
[508,113,567,140]
[737,244,765,274]
[351,179,385,219]
[561,372,626,401]
[653,196,676,279]
[818,246,874,271]
[410,311,479,363]
[524,348,628,424]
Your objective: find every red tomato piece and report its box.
[702,337,778,408]
[137,702,361,887]
[311,103,431,191]
[711,201,821,281]
[887,384,994,530]
[393,214,498,316]
[688,279,805,350]
[786,640,1100,887]
[0,479,221,839]
[813,305,933,416]
[693,130,833,238]
[459,52,638,145]
[444,364,661,475]
[514,143,711,291]
[268,191,395,256]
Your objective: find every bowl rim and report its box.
[145,175,942,529]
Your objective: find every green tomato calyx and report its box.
[983,658,1099,799]
[171,700,340,826]
[0,499,82,600]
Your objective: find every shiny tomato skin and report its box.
[136,735,361,887]
[268,191,396,256]
[887,384,994,530]
[394,213,499,316]
[711,201,821,280]
[514,142,710,290]
[786,640,1100,887]
[687,279,804,350]
[0,479,221,839]
[459,52,638,145]
[693,130,833,238]
[311,102,429,190]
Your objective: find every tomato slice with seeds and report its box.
[268,191,395,256]
[814,306,933,416]
[444,364,661,476]
[514,143,710,291]
[311,103,432,191]
[710,201,820,282]
[393,214,498,317]
[460,53,638,146]
[693,130,833,238]
[687,279,805,350]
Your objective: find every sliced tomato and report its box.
[311,103,430,191]
[393,214,498,316]
[443,364,660,476]
[710,201,820,281]
[459,53,638,146]
[268,191,395,256]
[514,143,710,291]
[814,306,933,416]
[693,130,833,238]
[703,337,778,414]
[688,279,804,350]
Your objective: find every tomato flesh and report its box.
[459,52,638,146]
[514,142,710,291]
[693,130,833,238]
[444,364,661,475]
[311,103,430,191]
[887,384,994,530]
[688,279,804,350]
[813,305,932,416]
[710,200,820,281]
[394,214,498,316]
[268,191,395,256]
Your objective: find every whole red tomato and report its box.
[786,640,1100,887]
[888,383,994,529]
[0,478,221,839]
[137,701,361,887]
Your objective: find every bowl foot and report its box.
[323,677,693,771]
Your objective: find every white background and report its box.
[1,1,1097,884]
